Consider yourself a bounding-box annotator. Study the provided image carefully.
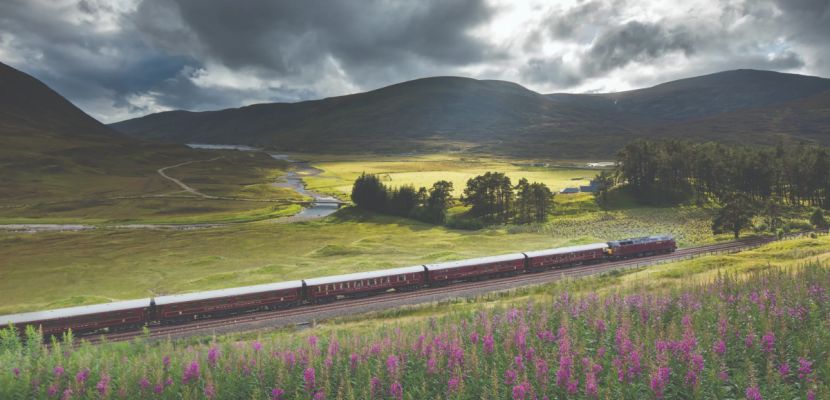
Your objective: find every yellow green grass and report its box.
[0,151,303,224]
[0,204,726,315]
[298,153,603,198]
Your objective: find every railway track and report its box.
[85,235,777,345]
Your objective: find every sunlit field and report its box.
[298,153,605,198]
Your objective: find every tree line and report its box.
[351,173,453,224]
[351,172,555,227]
[614,139,830,237]
[616,139,830,207]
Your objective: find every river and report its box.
[267,154,341,221]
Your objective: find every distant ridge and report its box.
[111,69,830,156]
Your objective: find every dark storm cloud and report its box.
[134,0,498,87]
[0,0,496,122]
[583,21,696,76]
[1,0,829,121]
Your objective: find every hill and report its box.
[112,70,830,156]
[0,62,211,209]
[111,76,644,156]
[547,69,830,122]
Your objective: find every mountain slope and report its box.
[112,77,644,155]
[663,89,830,143]
[0,62,116,138]
[0,61,199,207]
[547,69,830,122]
[112,69,830,155]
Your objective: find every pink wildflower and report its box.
[389,382,403,400]
[304,367,316,391]
[75,368,89,384]
[745,386,762,400]
[798,358,813,380]
[713,339,726,356]
[182,361,200,384]
[761,332,775,353]
[271,388,285,400]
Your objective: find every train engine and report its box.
[605,236,676,260]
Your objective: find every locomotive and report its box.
[0,236,675,338]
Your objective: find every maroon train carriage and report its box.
[0,299,150,337]
[303,266,427,303]
[425,253,527,285]
[523,242,609,271]
[152,281,304,324]
[605,235,677,260]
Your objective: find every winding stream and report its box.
[267,154,341,220]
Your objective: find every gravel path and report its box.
[156,157,223,199]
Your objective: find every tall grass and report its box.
[2,265,827,399]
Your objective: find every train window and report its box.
[339,283,343,290]
[373,279,377,285]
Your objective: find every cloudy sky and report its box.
[1,0,828,123]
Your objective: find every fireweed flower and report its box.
[163,355,171,368]
[389,382,403,400]
[778,363,790,377]
[798,358,813,380]
[62,389,73,400]
[12,367,20,378]
[447,376,460,392]
[208,347,220,366]
[483,334,495,353]
[713,339,726,356]
[504,369,518,385]
[304,367,316,391]
[75,368,89,384]
[268,388,284,400]
[47,384,58,396]
[370,377,381,396]
[386,354,399,375]
[53,366,64,377]
[252,341,262,352]
[718,369,729,381]
[182,361,200,384]
[650,366,671,399]
[512,382,530,400]
[139,377,151,390]
[95,373,111,396]
[745,386,762,400]
[745,332,755,348]
[762,332,775,353]
[313,391,326,400]
[204,383,216,399]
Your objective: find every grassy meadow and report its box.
[2,235,829,399]
[0,203,732,315]
[0,150,302,224]
[297,153,604,199]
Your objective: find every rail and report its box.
[68,231,828,345]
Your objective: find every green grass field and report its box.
[298,153,605,199]
[0,150,303,224]
[0,204,730,314]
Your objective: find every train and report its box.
[0,236,675,338]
